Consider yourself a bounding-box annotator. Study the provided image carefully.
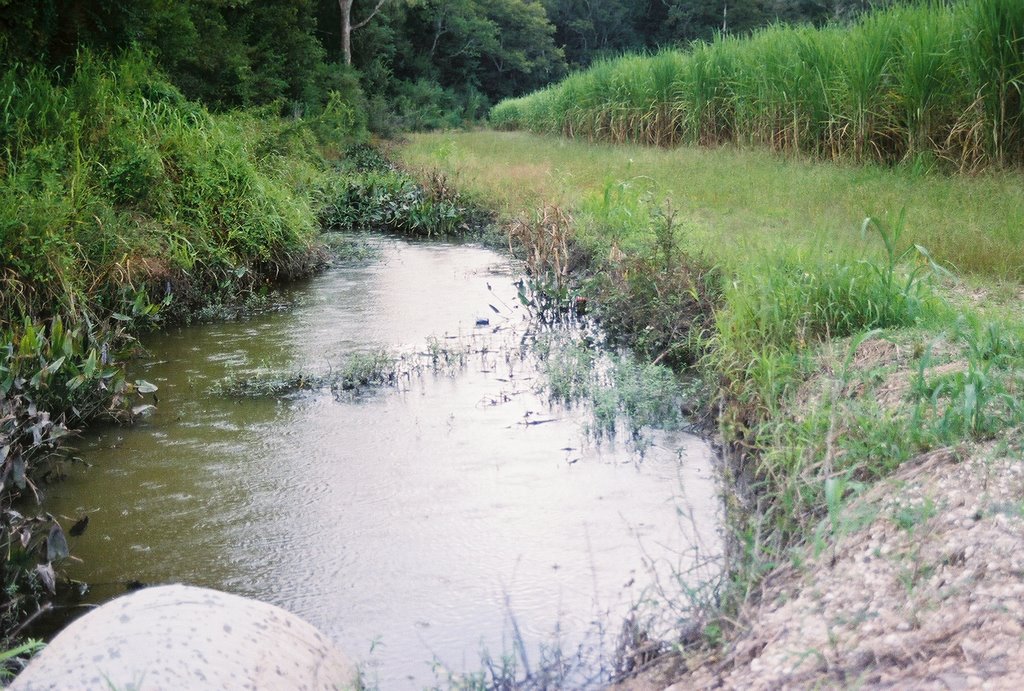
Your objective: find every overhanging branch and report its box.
[352,0,389,31]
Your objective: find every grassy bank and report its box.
[396,130,1024,682]
[491,0,1024,171]
[2,59,325,327]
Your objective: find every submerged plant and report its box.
[535,332,691,441]
[214,343,483,401]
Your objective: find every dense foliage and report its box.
[491,0,1024,170]
[1,0,901,130]
[0,52,343,329]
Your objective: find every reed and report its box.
[490,0,1024,170]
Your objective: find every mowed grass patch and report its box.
[398,131,1024,283]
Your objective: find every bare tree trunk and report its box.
[339,0,353,65]
[339,0,389,66]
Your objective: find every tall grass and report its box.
[0,50,356,328]
[491,0,1024,169]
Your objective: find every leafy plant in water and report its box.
[215,349,401,399]
[537,334,689,441]
[333,349,399,393]
[319,149,475,238]
[506,205,584,324]
[0,316,157,643]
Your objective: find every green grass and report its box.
[399,130,1024,282]
[491,0,1024,170]
[0,50,343,327]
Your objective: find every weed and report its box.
[319,146,478,238]
[584,206,721,370]
[535,333,691,441]
[893,497,937,532]
[0,51,335,332]
[0,638,44,680]
[322,232,381,264]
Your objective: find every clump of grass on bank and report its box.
[582,202,722,369]
[491,0,1024,171]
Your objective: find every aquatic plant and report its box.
[506,205,576,317]
[0,316,157,647]
[213,344,480,400]
[318,146,478,238]
[535,332,691,440]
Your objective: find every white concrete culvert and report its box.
[11,584,360,690]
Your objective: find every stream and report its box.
[38,235,720,688]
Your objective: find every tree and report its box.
[474,0,565,100]
[339,0,389,64]
[637,0,772,44]
[541,0,641,67]
[361,0,565,105]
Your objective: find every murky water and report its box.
[39,236,719,688]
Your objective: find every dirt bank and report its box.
[615,336,1024,689]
